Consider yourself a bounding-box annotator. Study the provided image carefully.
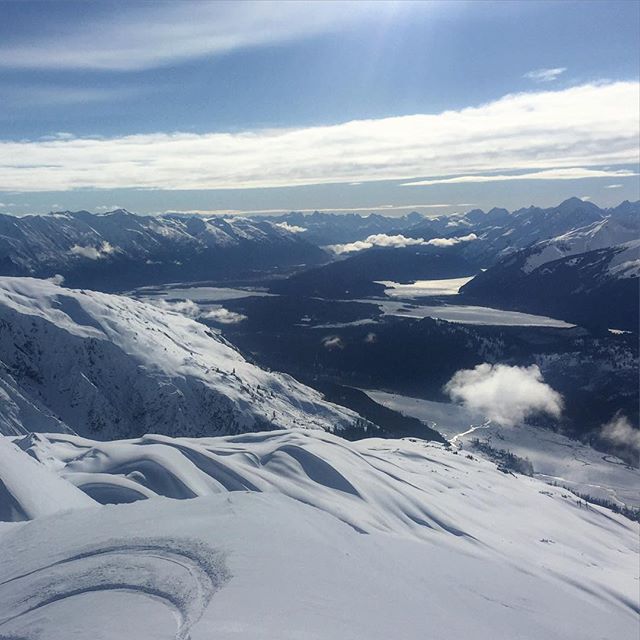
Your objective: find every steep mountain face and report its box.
[461,240,640,330]
[261,210,424,245]
[0,210,327,291]
[0,277,362,438]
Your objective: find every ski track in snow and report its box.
[0,537,229,640]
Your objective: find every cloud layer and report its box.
[328,232,477,254]
[444,363,563,427]
[0,82,637,193]
[0,1,390,71]
[401,167,638,187]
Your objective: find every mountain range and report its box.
[0,209,327,290]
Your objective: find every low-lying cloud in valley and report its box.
[69,241,118,260]
[599,413,640,459]
[444,363,563,427]
[328,233,477,254]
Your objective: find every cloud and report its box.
[47,274,65,286]
[69,241,118,260]
[0,82,637,193]
[328,232,477,254]
[201,307,248,324]
[322,335,344,350]
[524,67,567,83]
[147,299,200,317]
[401,167,638,187]
[443,363,563,427]
[0,1,395,71]
[274,221,307,233]
[599,413,640,456]
[426,233,477,247]
[2,85,144,107]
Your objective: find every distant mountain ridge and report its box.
[400,198,639,266]
[259,210,424,245]
[0,209,327,290]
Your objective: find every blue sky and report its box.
[0,0,638,216]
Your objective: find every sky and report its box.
[0,0,638,217]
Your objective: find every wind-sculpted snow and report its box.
[1,429,638,639]
[0,277,361,438]
[0,534,229,640]
[0,436,95,521]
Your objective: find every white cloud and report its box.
[402,167,638,187]
[202,307,247,324]
[69,241,118,260]
[426,233,477,247]
[328,232,477,254]
[443,363,563,427]
[600,413,640,456]
[322,335,344,350]
[524,67,567,83]
[95,205,125,212]
[0,1,396,71]
[274,221,307,233]
[47,274,65,286]
[0,82,637,193]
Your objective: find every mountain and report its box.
[260,210,424,245]
[402,198,638,267]
[0,209,328,291]
[0,277,363,438]
[461,239,640,330]
[0,429,637,639]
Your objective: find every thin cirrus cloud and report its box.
[0,1,398,71]
[401,167,638,187]
[0,81,637,193]
[524,67,567,82]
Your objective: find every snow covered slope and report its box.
[0,429,637,640]
[364,390,640,509]
[0,277,361,438]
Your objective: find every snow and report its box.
[364,390,640,508]
[362,299,575,327]
[377,276,475,297]
[607,239,640,279]
[522,218,639,274]
[133,284,275,303]
[0,429,638,639]
[0,436,95,521]
[0,277,360,438]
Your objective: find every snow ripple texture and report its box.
[0,537,229,640]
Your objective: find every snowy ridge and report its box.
[0,429,638,639]
[522,216,640,274]
[0,277,361,438]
